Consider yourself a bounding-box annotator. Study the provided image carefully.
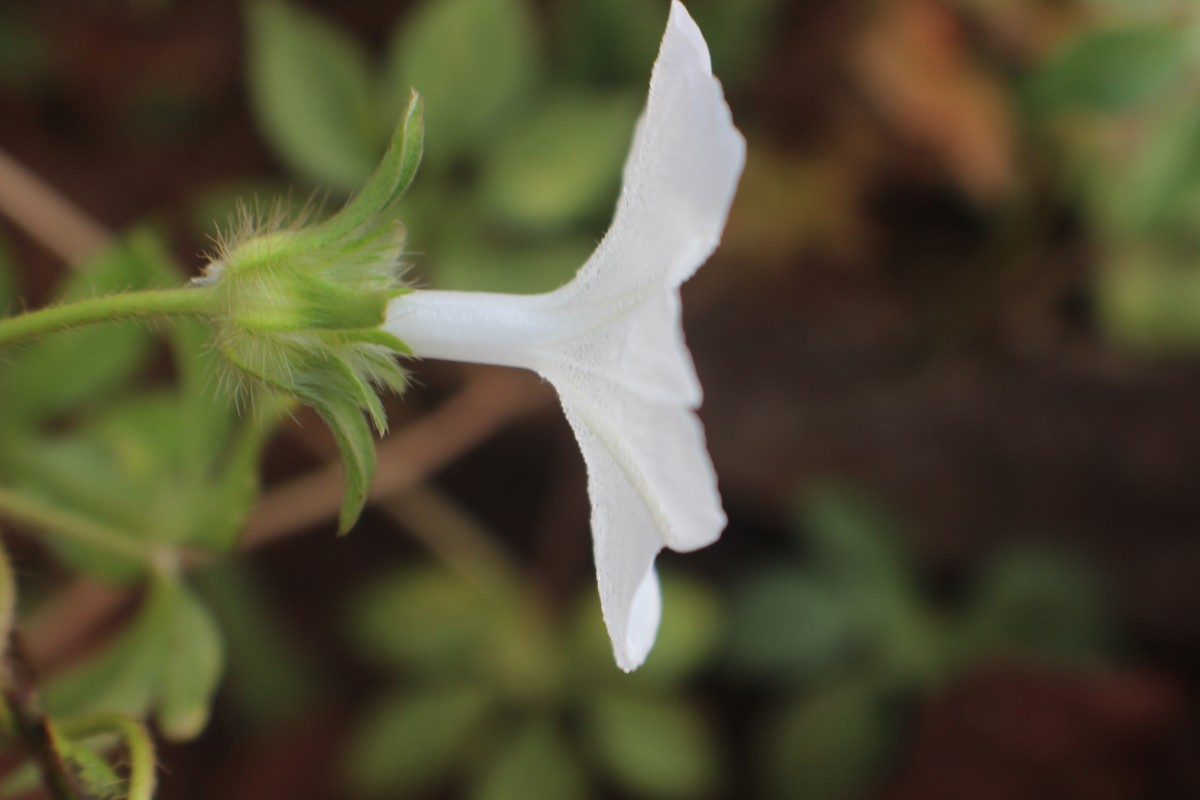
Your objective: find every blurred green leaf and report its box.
[157,581,225,741]
[726,567,859,681]
[479,91,639,232]
[1098,244,1200,350]
[193,562,319,731]
[171,315,235,465]
[5,377,267,580]
[800,486,909,592]
[472,718,589,800]
[798,488,940,681]
[345,686,492,796]
[760,683,890,800]
[1029,26,1188,114]
[169,317,270,553]
[0,6,48,91]
[349,566,497,670]
[8,436,152,583]
[637,575,723,687]
[1115,104,1200,233]
[558,0,663,86]
[957,545,1106,663]
[0,231,175,425]
[44,583,171,719]
[431,236,593,294]
[246,2,378,191]
[386,0,538,166]
[690,0,783,88]
[45,580,224,742]
[585,692,719,798]
[0,762,42,799]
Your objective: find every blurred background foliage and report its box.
[1,0,1198,798]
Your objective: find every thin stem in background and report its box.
[0,148,109,265]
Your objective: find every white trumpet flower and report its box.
[385,0,745,670]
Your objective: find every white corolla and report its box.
[385,1,745,670]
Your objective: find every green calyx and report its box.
[205,93,425,534]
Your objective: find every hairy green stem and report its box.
[57,714,157,800]
[0,487,154,566]
[0,286,217,349]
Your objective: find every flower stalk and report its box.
[0,286,218,350]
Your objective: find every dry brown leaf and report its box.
[855,0,1016,201]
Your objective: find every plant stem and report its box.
[0,487,153,566]
[0,539,15,656]
[1,639,86,800]
[57,714,157,800]
[0,286,218,349]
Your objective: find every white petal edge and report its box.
[384,0,745,671]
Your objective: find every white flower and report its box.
[384,0,745,670]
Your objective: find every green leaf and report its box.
[689,0,784,89]
[0,231,176,424]
[192,562,320,731]
[348,566,496,670]
[760,683,891,800]
[636,575,723,687]
[316,93,425,242]
[171,318,236,467]
[348,566,555,693]
[1113,104,1200,234]
[798,488,942,681]
[157,582,225,741]
[5,377,269,575]
[314,391,376,535]
[246,1,379,191]
[45,580,225,742]
[0,762,41,799]
[431,236,593,294]
[386,0,538,166]
[558,0,663,86]
[6,437,151,583]
[585,692,719,798]
[1029,26,1189,114]
[800,486,909,591]
[479,91,640,232]
[0,6,49,92]
[344,687,492,796]
[957,545,1107,664]
[472,719,589,800]
[1098,244,1200,351]
[44,585,171,719]
[725,567,860,681]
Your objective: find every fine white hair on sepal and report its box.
[384,0,745,671]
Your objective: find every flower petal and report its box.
[557,0,745,300]
[540,1,743,669]
[383,0,743,671]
